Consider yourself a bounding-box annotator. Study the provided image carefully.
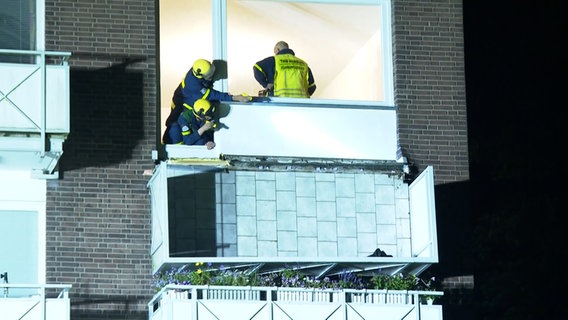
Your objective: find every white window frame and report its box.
[158,0,394,147]
[0,170,47,289]
[212,0,394,105]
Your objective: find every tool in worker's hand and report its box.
[242,93,253,101]
[239,92,270,103]
[206,119,217,129]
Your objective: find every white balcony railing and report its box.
[148,285,443,320]
[0,283,72,320]
[0,49,71,178]
[165,100,399,162]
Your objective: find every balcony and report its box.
[0,49,71,179]
[148,285,443,320]
[0,283,71,320]
[148,99,439,279]
[162,98,399,161]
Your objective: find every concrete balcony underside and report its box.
[0,133,65,178]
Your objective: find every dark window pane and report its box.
[0,0,36,63]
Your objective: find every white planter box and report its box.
[148,285,443,320]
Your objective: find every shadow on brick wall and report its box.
[61,67,144,172]
[71,293,149,320]
[71,311,146,320]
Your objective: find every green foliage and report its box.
[369,273,418,290]
[187,262,213,285]
[154,264,437,293]
[209,267,257,286]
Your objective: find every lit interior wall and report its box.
[159,0,383,135]
[226,1,382,101]
[159,0,212,135]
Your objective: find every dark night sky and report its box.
[463,1,564,319]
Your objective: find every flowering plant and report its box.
[154,262,213,290]
[274,268,366,290]
[154,264,368,292]
[153,263,439,295]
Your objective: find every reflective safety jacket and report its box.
[273,53,309,98]
[169,108,213,146]
[253,48,316,97]
[164,68,232,127]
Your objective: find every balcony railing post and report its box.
[39,284,46,320]
[40,51,47,155]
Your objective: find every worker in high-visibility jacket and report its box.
[162,59,250,144]
[253,41,316,98]
[169,99,217,149]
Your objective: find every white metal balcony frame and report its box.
[0,283,71,320]
[164,99,399,162]
[148,285,444,320]
[0,49,71,178]
[147,159,438,277]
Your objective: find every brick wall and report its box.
[393,1,469,183]
[45,1,156,319]
[390,3,474,312]
[43,0,469,319]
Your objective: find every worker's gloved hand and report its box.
[205,141,216,150]
[205,120,217,130]
[259,84,273,97]
[201,121,215,131]
[232,94,251,102]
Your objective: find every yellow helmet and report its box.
[192,59,215,80]
[192,99,214,117]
